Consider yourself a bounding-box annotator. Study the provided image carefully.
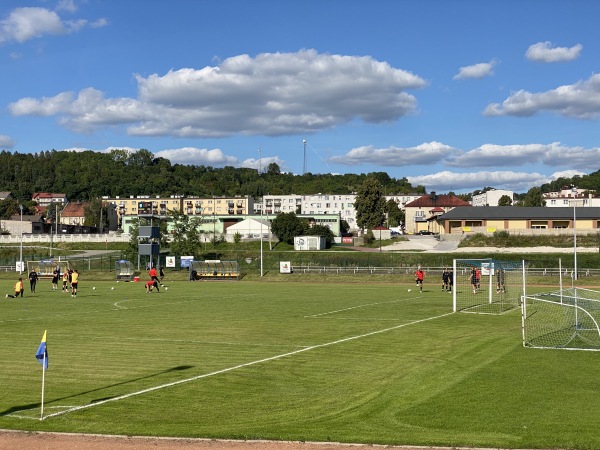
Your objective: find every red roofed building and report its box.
[404,193,471,234]
[60,202,89,226]
[32,192,68,208]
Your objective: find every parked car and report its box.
[418,230,434,235]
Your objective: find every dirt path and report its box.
[0,430,427,450]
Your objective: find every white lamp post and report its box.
[19,204,23,274]
[303,139,307,175]
[571,187,578,281]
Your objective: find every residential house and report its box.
[32,192,68,207]
[404,193,471,234]
[543,186,600,208]
[60,202,89,226]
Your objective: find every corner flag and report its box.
[35,331,48,370]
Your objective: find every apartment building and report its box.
[543,186,600,207]
[261,195,302,215]
[300,194,357,230]
[183,196,254,216]
[471,189,514,206]
[384,193,423,209]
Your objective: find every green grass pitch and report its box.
[1,278,599,449]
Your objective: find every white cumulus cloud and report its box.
[0,6,106,45]
[9,50,426,138]
[329,142,457,166]
[484,73,600,118]
[154,147,239,166]
[453,60,497,80]
[407,170,552,193]
[525,41,582,63]
[0,134,15,148]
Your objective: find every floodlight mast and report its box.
[303,139,307,175]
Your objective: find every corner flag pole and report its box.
[35,330,48,420]
[40,353,46,420]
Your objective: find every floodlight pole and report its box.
[260,197,264,277]
[19,204,23,274]
[572,188,578,281]
[303,139,307,175]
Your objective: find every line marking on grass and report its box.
[41,311,453,420]
[305,298,411,318]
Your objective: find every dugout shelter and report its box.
[115,260,135,281]
[189,260,239,280]
[27,260,71,279]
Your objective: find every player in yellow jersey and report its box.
[6,278,24,298]
[70,270,79,298]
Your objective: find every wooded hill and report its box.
[0,148,423,200]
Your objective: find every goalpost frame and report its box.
[453,258,525,314]
[452,258,494,313]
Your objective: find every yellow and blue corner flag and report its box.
[35,331,48,370]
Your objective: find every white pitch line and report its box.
[305,298,412,318]
[41,311,453,420]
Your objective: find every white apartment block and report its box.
[105,195,253,231]
[182,196,254,216]
[262,195,302,215]
[301,194,357,230]
[384,194,423,209]
[471,189,514,206]
[544,187,600,207]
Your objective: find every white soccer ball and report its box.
[165,287,168,291]
[93,287,96,290]
[408,289,412,292]
[117,280,120,283]
[111,287,115,290]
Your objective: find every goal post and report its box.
[453,258,524,314]
[522,288,600,351]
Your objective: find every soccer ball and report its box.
[117,280,119,283]
[408,289,412,292]
[111,287,115,290]
[165,287,168,291]
[93,287,96,290]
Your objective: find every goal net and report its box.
[522,288,600,351]
[453,258,524,314]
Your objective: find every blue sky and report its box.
[2,0,600,194]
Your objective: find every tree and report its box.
[385,199,404,227]
[84,199,110,230]
[354,177,386,231]
[266,162,281,175]
[519,187,545,207]
[497,195,513,206]
[340,219,350,235]
[305,224,335,248]
[169,211,201,256]
[271,212,307,245]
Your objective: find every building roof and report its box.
[0,191,12,200]
[61,202,89,217]
[405,194,471,208]
[8,214,43,222]
[438,206,600,221]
